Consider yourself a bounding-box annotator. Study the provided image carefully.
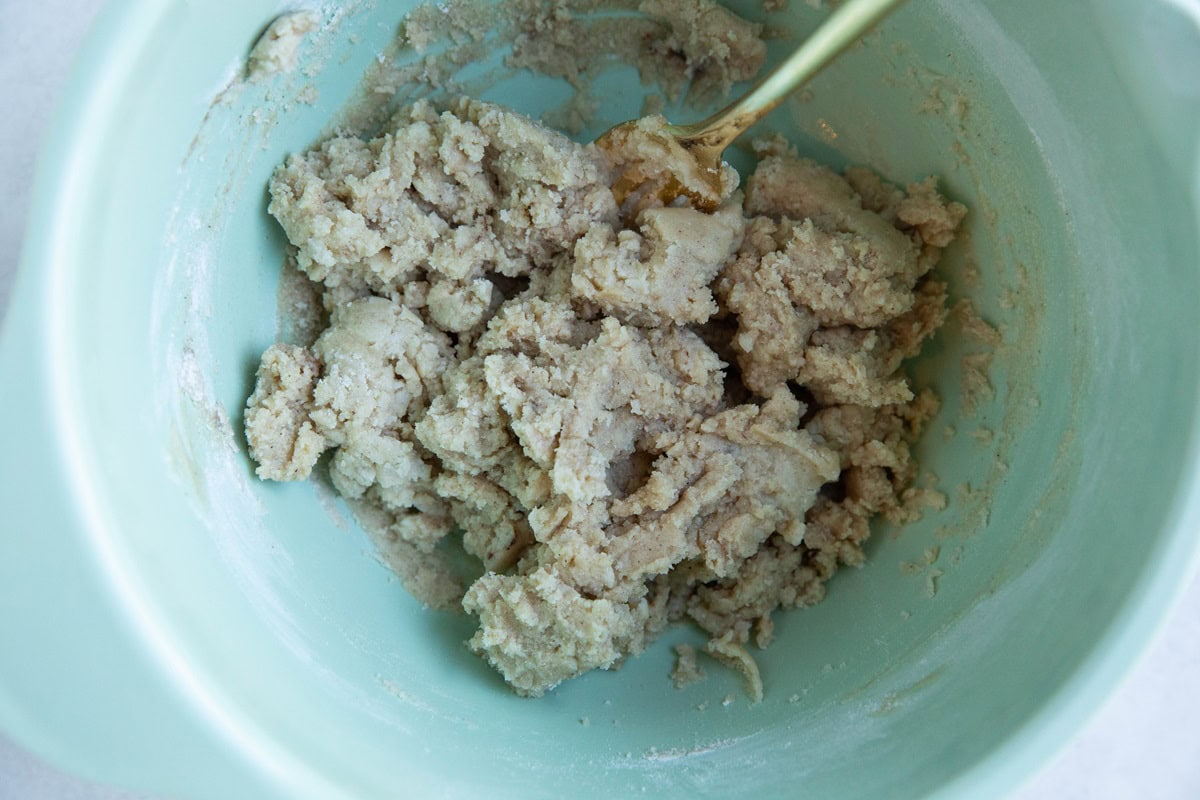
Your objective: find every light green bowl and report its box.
[2,0,1199,797]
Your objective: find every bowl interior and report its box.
[41,0,1200,796]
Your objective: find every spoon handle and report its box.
[677,0,909,150]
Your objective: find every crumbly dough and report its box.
[671,643,706,687]
[406,0,765,105]
[245,97,965,697]
[344,0,766,137]
[247,11,321,81]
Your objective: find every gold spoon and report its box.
[599,0,909,211]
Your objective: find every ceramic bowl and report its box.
[2,1,1198,797]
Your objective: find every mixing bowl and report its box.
[1,0,1198,797]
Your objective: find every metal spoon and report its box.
[599,0,909,210]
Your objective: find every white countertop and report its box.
[2,1,1198,797]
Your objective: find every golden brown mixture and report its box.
[245,97,964,699]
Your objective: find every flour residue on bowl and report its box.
[642,737,743,762]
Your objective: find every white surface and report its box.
[1,1,1198,798]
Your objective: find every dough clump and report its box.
[247,10,321,81]
[245,97,965,697]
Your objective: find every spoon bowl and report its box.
[598,0,909,209]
